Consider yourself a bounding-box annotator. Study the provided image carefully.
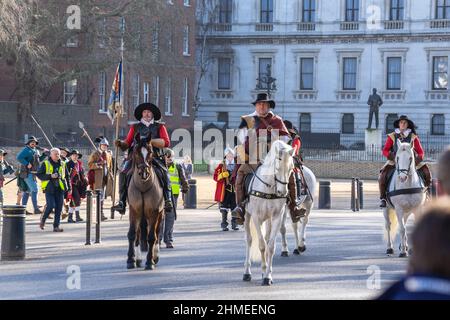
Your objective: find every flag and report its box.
[107,59,123,124]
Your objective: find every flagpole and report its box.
[111,18,125,219]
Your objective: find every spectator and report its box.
[37,148,71,232]
[378,199,450,300]
[182,155,193,180]
[0,149,15,209]
[437,146,450,196]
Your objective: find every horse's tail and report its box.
[384,208,398,241]
[249,217,263,263]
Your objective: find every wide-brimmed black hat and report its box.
[25,136,39,145]
[394,115,417,130]
[0,149,7,156]
[134,102,161,121]
[283,120,299,136]
[252,93,275,109]
[68,149,83,159]
[59,147,70,154]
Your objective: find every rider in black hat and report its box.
[113,102,173,213]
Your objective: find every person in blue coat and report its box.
[16,136,49,214]
[378,199,450,300]
[0,149,14,208]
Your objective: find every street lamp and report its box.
[256,64,277,95]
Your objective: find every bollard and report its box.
[1,205,26,261]
[358,180,364,210]
[318,181,331,209]
[95,190,101,244]
[351,178,356,212]
[355,178,360,211]
[85,190,92,245]
[184,179,197,209]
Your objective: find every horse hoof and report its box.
[127,262,136,269]
[243,274,252,282]
[399,252,408,258]
[136,260,142,268]
[262,278,273,286]
[298,245,306,253]
[281,251,289,257]
[145,263,155,270]
[386,248,394,255]
[293,249,300,255]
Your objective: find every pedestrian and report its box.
[181,155,193,207]
[37,148,71,232]
[59,146,71,217]
[214,147,238,231]
[67,150,87,223]
[378,199,450,300]
[87,136,113,221]
[158,148,189,248]
[437,146,450,196]
[0,149,15,209]
[16,136,48,215]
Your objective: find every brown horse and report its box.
[127,140,165,270]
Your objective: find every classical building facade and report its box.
[197,0,450,147]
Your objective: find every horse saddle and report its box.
[243,173,254,201]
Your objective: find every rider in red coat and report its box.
[379,115,431,208]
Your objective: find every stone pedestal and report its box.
[365,129,382,153]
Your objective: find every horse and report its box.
[243,140,295,286]
[383,140,427,258]
[126,140,165,270]
[280,166,316,256]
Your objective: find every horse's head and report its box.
[132,139,154,181]
[396,140,415,183]
[263,140,295,197]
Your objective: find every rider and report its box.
[379,115,432,208]
[113,102,173,212]
[231,93,301,225]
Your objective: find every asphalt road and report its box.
[0,206,411,300]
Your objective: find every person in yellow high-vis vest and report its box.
[36,148,71,232]
[158,148,189,249]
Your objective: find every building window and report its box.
[390,0,404,20]
[387,57,402,90]
[342,114,354,134]
[182,78,189,116]
[343,57,357,90]
[302,0,316,22]
[132,74,140,107]
[217,112,229,127]
[183,25,190,56]
[436,0,450,19]
[184,0,190,6]
[432,56,448,90]
[99,72,106,111]
[143,82,150,103]
[219,0,232,23]
[432,114,445,135]
[300,58,314,90]
[258,58,272,90]
[385,114,398,134]
[260,0,273,23]
[64,80,77,104]
[299,113,311,133]
[345,0,359,22]
[152,76,159,106]
[164,78,172,115]
[218,58,231,90]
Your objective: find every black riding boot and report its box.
[75,211,83,222]
[220,209,229,231]
[111,173,128,214]
[231,217,239,231]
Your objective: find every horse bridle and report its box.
[396,155,413,176]
[252,154,289,192]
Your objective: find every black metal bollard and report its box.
[95,190,101,244]
[355,178,360,211]
[85,190,92,245]
[1,205,26,261]
[318,181,331,209]
[358,180,364,210]
[351,178,356,212]
[184,179,197,209]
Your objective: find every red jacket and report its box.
[213,163,231,203]
[382,132,424,161]
[292,137,301,156]
[124,123,170,148]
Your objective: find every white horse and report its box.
[280,166,316,256]
[383,140,427,257]
[243,140,295,286]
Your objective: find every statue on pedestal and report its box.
[367,88,383,129]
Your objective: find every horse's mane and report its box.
[261,140,292,169]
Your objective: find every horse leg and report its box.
[145,216,157,270]
[263,211,284,286]
[298,210,309,253]
[280,209,289,257]
[292,219,300,255]
[127,217,138,269]
[243,213,252,281]
[135,222,143,268]
[153,210,164,265]
[396,208,408,258]
[383,208,394,255]
[254,217,267,281]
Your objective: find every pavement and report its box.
[0,176,412,300]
